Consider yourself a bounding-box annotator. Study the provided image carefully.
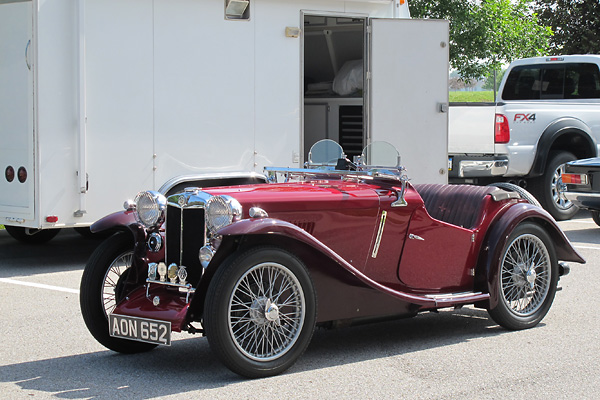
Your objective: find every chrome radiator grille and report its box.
[166,204,205,283]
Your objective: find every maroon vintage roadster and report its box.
[80,141,584,378]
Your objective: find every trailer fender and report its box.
[476,203,585,309]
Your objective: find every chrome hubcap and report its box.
[501,234,551,316]
[101,251,133,318]
[228,262,305,361]
[551,164,572,211]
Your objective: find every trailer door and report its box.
[0,1,35,220]
[368,19,449,184]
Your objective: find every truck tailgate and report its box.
[448,103,496,154]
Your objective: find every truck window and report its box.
[502,63,600,100]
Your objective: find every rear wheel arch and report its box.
[529,119,596,177]
[475,212,569,309]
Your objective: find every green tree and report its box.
[534,0,600,54]
[410,0,552,80]
[482,68,507,90]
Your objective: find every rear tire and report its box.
[5,226,60,244]
[80,232,157,353]
[529,151,578,220]
[488,223,558,330]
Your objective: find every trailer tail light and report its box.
[561,173,588,185]
[5,166,15,182]
[495,114,510,144]
[17,166,27,183]
[46,216,59,223]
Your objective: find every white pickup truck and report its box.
[448,55,600,220]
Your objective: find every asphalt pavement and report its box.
[0,213,598,399]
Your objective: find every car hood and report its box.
[203,181,382,216]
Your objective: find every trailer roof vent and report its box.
[225,0,249,20]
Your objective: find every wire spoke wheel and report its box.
[80,232,156,353]
[204,246,316,378]
[229,262,305,361]
[500,234,550,316]
[488,223,558,330]
[101,250,133,318]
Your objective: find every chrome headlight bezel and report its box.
[205,195,242,234]
[134,191,167,228]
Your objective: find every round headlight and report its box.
[134,191,167,228]
[206,195,242,233]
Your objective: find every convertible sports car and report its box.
[80,141,584,378]
[562,157,600,226]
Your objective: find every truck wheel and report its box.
[488,222,558,330]
[530,151,578,220]
[80,232,157,353]
[591,211,600,227]
[204,246,316,378]
[488,182,541,207]
[4,226,60,244]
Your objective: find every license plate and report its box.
[109,314,171,346]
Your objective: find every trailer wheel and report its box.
[80,231,157,353]
[4,226,60,244]
[529,151,578,220]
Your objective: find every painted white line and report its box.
[574,245,600,251]
[0,278,79,294]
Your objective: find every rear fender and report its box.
[475,203,585,309]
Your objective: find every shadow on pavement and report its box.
[0,307,505,399]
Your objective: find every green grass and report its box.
[449,91,494,102]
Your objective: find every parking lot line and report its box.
[0,278,79,294]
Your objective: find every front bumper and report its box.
[448,155,509,178]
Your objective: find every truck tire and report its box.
[529,151,578,221]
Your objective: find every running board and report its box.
[424,291,489,307]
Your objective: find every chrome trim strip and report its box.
[158,172,267,195]
[371,210,387,258]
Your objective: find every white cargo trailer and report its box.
[0,0,449,242]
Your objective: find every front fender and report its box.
[476,203,585,309]
[90,210,137,233]
[217,218,450,307]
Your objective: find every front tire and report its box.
[204,247,316,378]
[488,223,558,330]
[80,232,157,353]
[529,151,578,220]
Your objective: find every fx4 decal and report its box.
[514,113,536,123]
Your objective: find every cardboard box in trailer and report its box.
[0,0,449,243]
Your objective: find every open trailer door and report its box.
[368,18,449,184]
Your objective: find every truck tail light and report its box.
[495,114,510,144]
